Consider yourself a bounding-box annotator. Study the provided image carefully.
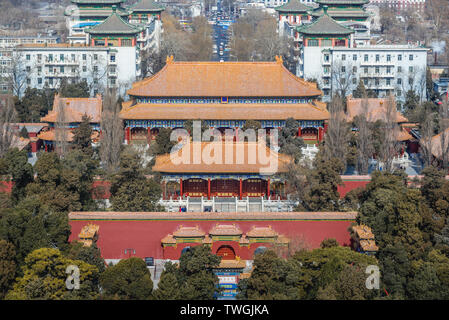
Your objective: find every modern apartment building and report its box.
[302,44,428,102]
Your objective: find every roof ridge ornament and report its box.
[166,55,174,64]
[275,55,283,64]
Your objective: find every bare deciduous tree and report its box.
[0,95,16,157]
[420,106,437,167]
[378,94,401,171]
[324,95,351,172]
[54,97,69,157]
[100,89,123,173]
[354,96,374,174]
[438,98,449,169]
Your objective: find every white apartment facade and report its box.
[301,44,428,102]
[265,0,315,8]
[13,44,138,97]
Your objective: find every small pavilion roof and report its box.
[86,8,143,35]
[172,225,205,238]
[127,57,322,97]
[352,225,374,240]
[130,0,165,12]
[41,94,102,123]
[246,226,278,238]
[311,8,370,18]
[296,11,354,35]
[152,141,292,175]
[209,224,242,236]
[345,96,408,123]
[275,0,312,13]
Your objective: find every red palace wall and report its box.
[69,212,356,261]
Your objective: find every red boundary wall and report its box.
[69,212,356,260]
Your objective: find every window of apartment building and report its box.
[387,66,391,74]
[26,54,30,60]
[386,78,391,85]
[353,66,357,73]
[341,66,346,73]
[48,54,53,61]
[375,79,379,85]
[397,78,402,85]
[82,54,87,60]
[387,54,391,62]
[323,89,330,96]
[364,54,368,62]
[110,66,116,73]
[26,78,30,85]
[324,67,330,74]
[364,67,368,74]
[307,39,319,46]
[26,66,30,72]
[82,66,87,72]
[110,78,116,85]
[37,54,42,61]
[398,66,402,73]
[409,78,413,85]
[49,78,53,85]
[93,66,98,72]
[352,78,357,84]
[324,54,329,62]
[71,54,75,61]
[375,67,379,74]
[324,78,330,85]
[375,54,380,62]
[397,90,402,96]
[409,54,413,61]
[37,66,41,73]
[94,79,98,84]
[71,67,76,73]
[398,54,402,61]
[37,78,42,85]
[94,54,98,60]
[60,54,64,61]
[60,66,64,73]
[409,66,413,73]
[342,54,346,61]
[353,54,357,61]
[341,78,346,85]
[363,79,368,85]
[321,39,332,46]
[110,54,115,62]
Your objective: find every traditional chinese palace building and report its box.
[152,141,292,204]
[121,56,329,145]
[38,94,102,152]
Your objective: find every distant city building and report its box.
[368,0,426,13]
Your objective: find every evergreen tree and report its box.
[72,115,93,157]
[0,240,16,299]
[1,148,33,203]
[100,257,153,300]
[152,270,181,300]
[110,150,163,211]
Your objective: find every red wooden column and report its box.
[125,127,131,144]
[162,181,166,200]
[207,178,211,200]
[180,178,183,198]
[318,127,324,142]
[267,178,270,199]
[239,179,242,200]
[297,126,302,137]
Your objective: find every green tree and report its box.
[0,240,16,299]
[110,150,163,212]
[152,268,181,300]
[59,80,90,98]
[320,238,339,248]
[299,154,343,212]
[6,248,99,300]
[66,242,105,274]
[100,257,153,300]
[72,115,93,157]
[278,118,305,163]
[0,148,33,203]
